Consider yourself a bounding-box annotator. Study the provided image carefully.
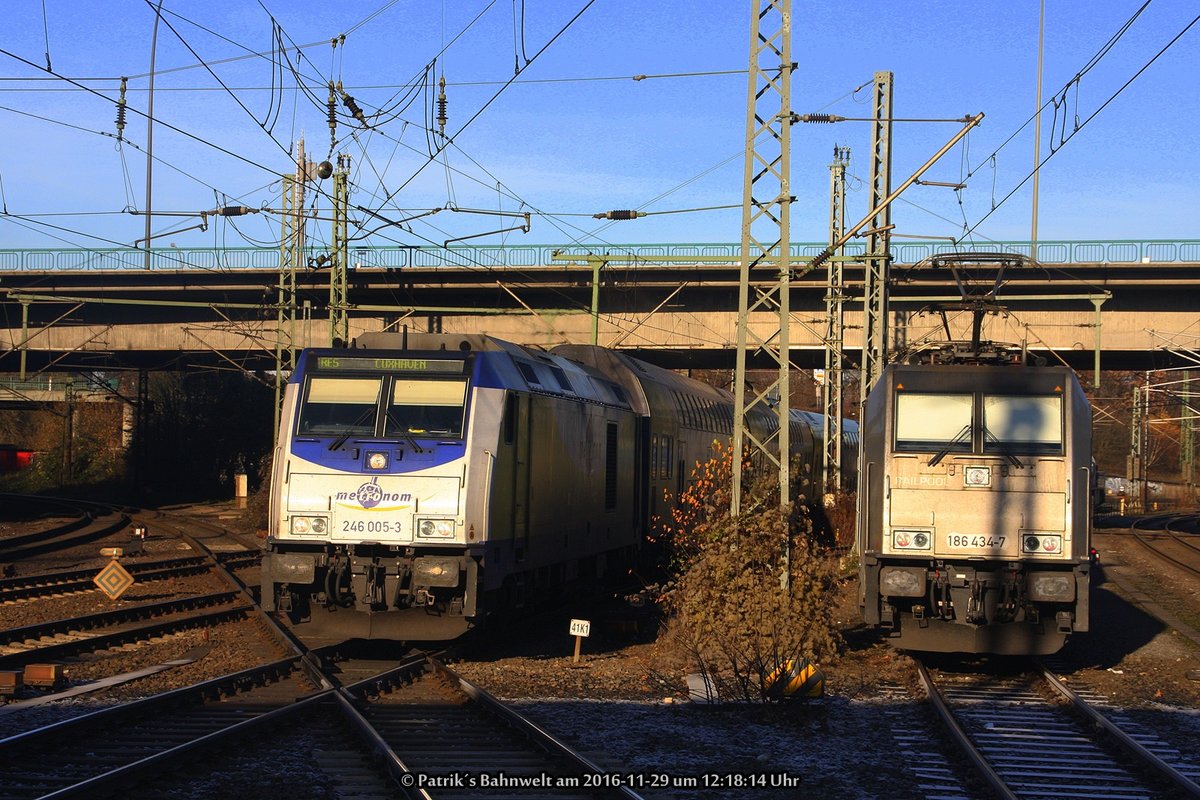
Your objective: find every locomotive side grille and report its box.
[604,422,618,510]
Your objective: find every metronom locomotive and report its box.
[857,345,1093,655]
[263,331,857,642]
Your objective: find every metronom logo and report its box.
[335,477,412,510]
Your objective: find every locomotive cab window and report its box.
[894,393,973,452]
[386,378,467,437]
[983,395,1063,455]
[298,377,382,435]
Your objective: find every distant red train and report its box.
[0,445,35,472]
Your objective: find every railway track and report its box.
[1129,514,1200,581]
[0,555,212,603]
[0,507,131,562]
[0,502,645,799]
[916,658,1200,800]
[352,657,643,798]
[0,591,252,669]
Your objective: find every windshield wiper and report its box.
[384,411,427,454]
[983,427,1025,469]
[329,407,377,452]
[928,424,973,467]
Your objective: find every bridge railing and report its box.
[0,240,1197,272]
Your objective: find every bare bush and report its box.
[655,443,844,702]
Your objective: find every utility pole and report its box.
[1127,379,1148,512]
[732,0,795,521]
[859,71,894,401]
[821,146,849,502]
[274,139,308,439]
[330,154,351,346]
[1181,371,1194,488]
[143,0,164,271]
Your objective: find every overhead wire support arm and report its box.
[802,112,985,277]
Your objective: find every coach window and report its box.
[386,378,467,437]
[651,433,660,479]
[894,393,973,452]
[662,435,673,479]
[983,395,1063,455]
[298,377,382,435]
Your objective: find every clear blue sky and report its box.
[1,1,1196,255]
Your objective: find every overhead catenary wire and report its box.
[965,0,1155,180]
[0,47,291,179]
[145,0,293,158]
[0,68,749,92]
[961,10,1200,240]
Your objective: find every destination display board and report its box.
[310,354,466,374]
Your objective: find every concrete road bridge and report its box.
[1,240,1198,380]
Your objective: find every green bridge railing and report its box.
[0,240,1197,272]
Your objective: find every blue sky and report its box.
[0,1,1196,254]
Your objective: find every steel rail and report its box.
[166,525,331,689]
[0,654,300,751]
[0,555,210,602]
[337,653,439,800]
[0,590,240,644]
[0,514,92,548]
[0,513,131,561]
[1129,519,1200,580]
[33,689,334,800]
[1038,663,1200,799]
[913,660,1019,800]
[432,657,647,800]
[0,602,252,669]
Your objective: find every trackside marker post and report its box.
[569,618,591,663]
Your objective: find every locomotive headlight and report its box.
[289,515,329,535]
[413,556,460,587]
[416,518,455,539]
[366,451,389,470]
[892,529,932,550]
[1023,533,1062,554]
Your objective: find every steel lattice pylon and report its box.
[731,0,795,517]
[859,71,894,399]
[330,155,351,346]
[821,147,850,500]
[274,141,307,440]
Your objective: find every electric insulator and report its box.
[436,75,448,137]
[592,210,643,221]
[800,113,843,124]
[338,82,367,126]
[327,83,337,145]
[115,77,128,141]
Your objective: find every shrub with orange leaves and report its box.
[653,442,844,703]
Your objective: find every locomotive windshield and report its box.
[894,393,973,452]
[983,395,1062,454]
[298,377,383,435]
[894,391,1064,455]
[385,379,467,436]
[295,374,469,439]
